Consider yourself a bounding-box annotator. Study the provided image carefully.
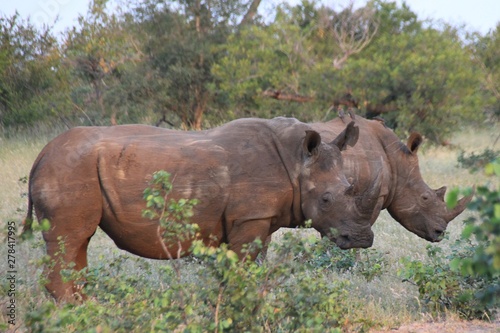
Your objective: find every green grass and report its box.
[0,125,497,332]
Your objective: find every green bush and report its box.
[457,149,499,172]
[309,237,387,281]
[399,158,500,319]
[398,243,491,319]
[450,158,500,308]
[22,170,365,332]
[22,236,358,332]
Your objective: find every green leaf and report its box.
[484,163,495,176]
[494,254,500,270]
[484,160,500,176]
[461,224,475,238]
[221,318,233,329]
[494,204,500,219]
[494,161,500,176]
[446,188,459,209]
[449,258,461,271]
[40,218,51,231]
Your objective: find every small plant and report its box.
[309,238,387,281]
[355,248,388,282]
[142,170,200,259]
[309,237,358,272]
[457,149,499,172]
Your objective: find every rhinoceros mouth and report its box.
[432,228,446,242]
[411,219,447,242]
[334,231,374,249]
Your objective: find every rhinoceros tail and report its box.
[22,191,34,236]
[22,148,46,237]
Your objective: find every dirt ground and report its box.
[370,319,500,333]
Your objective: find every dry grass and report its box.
[0,124,498,331]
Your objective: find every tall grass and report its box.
[0,124,497,331]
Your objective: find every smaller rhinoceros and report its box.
[311,115,474,241]
[23,117,373,301]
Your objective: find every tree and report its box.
[63,0,137,125]
[123,0,261,129]
[212,1,337,121]
[470,23,500,122]
[329,1,485,143]
[317,1,379,70]
[0,13,67,126]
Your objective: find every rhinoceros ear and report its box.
[331,121,359,151]
[407,132,423,153]
[303,130,322,157]
[435,186,447,201]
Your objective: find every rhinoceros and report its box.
[310,114,474,241]
[23,117,374,301]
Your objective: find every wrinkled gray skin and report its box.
[23,117,374,301]
[311,115,474,241]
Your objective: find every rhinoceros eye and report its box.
[320,192,334,209]
[421,192,431,202]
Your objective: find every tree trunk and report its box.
[239,0,262,26]
[110,107,117,126]
[192,91,208,130]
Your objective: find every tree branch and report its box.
[321,1,379,69]
[262,89,314,103]
[239,0,262,26]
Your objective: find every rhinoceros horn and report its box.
[442,186,475,223]
[346,169,383,217]
[360,170,383,214]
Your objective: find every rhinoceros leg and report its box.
[227,218,272,260]
[42,210,100,302]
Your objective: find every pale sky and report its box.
[0,0,498,36]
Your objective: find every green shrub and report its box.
[400,158,500,319]
[309,237,387,281]
[457,149,499,172]
[23,235,357,332]
[449,158,500,309]
[398,243,490,319]
[22,170,363,332]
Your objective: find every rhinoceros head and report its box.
[300,122,375,249]
[387,133,474,242]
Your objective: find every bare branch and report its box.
[320,1,379,69]
[365,102,398,114]
[239,0,262,26]
[263,89,314,103]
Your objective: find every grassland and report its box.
[0,124,498,332]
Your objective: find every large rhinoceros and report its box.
[23,117,374,301]
[311,114,474,241]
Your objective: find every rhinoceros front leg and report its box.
[227,218,272,261]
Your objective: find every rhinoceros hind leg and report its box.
[44,223,98,302]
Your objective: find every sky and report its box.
[0,0,499,36]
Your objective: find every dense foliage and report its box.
[17,170,388,332]
[399,157,500,319]
[1,0,499,142]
